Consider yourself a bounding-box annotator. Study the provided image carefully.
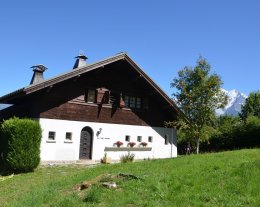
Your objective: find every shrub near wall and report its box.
[0,117,42,172]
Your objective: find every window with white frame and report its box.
[48,131,56,141]
[65,132,72,141]
[125,135,130,142]
[137,136,142,142]
[165,134,169,145]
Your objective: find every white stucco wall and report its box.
[39,118,177,161]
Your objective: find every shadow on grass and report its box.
[0,162,13,176]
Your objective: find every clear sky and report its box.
[0,0,259,97]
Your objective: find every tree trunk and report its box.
[196,138,200,154]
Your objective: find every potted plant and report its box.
[102,152,111,164]
[115,141,123,148]
[128,142,136,148]
[140,142,148,147]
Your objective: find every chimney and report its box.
[73,54,88,69]
[30,64,47,85]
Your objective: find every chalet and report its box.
[0,53,180,162]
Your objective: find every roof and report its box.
[0,52,181,113]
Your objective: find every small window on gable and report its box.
[124,95,142,109]
[129,96,136,108]
[85,89,96,103]
[65,132,72,141]
[137,136,142,142]
[125,135,130,142]
[136,97,142,109]
[124,95,129,107]
[165,134,169,145]
[48,131,56,140]
[148,136,153,143]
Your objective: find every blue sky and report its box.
[0,0,259,97]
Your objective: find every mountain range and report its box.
[216,89,248,116]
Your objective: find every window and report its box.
[129,96,136,108]
[48,131,56,140]
[65,132,72,141]
[125,135,130,142]
[137,136,142,142]
[165,134,169,145]
[124,95,142,109]
[136,97,141,109]
[125,95,129,107]
[85,89,96,103]
[148,136,153,143]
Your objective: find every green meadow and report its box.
[1,149,259,207]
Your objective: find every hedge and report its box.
[0,117,42,172]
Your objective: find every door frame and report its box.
[79,126,93,160]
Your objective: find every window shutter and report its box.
[96,88,109,104]
[96,88,103,103]
[104,90,110,104]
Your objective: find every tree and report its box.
[240,91,260,120]
[170,57,228,154]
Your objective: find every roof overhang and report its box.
[0,52,182,115]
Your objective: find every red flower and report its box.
[128,142,136,148]
[140,142,148,147]
[115,141,123,147]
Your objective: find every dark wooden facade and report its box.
[0,56,178,127]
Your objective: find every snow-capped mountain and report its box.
[216,89,248,116]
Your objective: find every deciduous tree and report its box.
[170,57,227,154]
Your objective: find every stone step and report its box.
[76,160,100,165]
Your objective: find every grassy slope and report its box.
[0,149,259,207]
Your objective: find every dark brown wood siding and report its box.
[0,60,177,126]
[40,101,173,127]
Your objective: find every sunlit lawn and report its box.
[0,149,259,207]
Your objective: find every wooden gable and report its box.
[0,53,180,127]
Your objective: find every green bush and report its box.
[120,152,135,163]
[0,117,42,172]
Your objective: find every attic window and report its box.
[85,89,96,103]
[124,95,142,109]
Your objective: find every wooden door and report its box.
[79,127,92,159]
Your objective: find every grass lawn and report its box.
[0,149,259,207]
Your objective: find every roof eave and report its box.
[0,88,25,104]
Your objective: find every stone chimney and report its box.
[30,64,47,85]
[73,54,87,69]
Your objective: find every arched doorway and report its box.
[79,127,93,159]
